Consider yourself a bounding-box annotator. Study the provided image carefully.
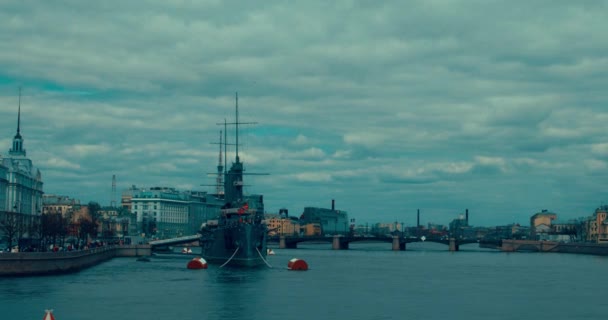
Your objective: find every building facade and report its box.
[265,213,301,236]
[530,210,557,240]
[42,194,80,217]
[0,101,44,246]
[300,206,349,235]
[129,186,266,239]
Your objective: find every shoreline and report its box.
[0,245,151,276]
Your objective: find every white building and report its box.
[130,187,224,239]
[0,97,44,245]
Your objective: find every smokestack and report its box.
[332,199,335,211]
[417,209,420,228]
[466,209,469,224]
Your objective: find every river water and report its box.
[1,242,606,320]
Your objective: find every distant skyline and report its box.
[1,1,607,226]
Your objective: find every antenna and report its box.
[111,175,117,207]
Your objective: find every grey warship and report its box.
[198,94,268,267]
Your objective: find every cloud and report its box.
[1,1,607,226]
[38,157,81,170]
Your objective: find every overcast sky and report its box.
[1,1,607,227]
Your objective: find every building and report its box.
[301,223,322,236]
[121,185,139,212]
[582,206,608,243]
[299,201,349,235]
[265,213,301,236]
[42,194,80,217]
[129,186,264,239]
[371,222,405,236]
[530,209,557,240]
[0,98,44,247]
[449,214,474,239]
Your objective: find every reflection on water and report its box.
[1,243,608,320]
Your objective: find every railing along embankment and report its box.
[0,245,151,276]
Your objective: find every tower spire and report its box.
[17,87,21,136]
[9,87,26,157]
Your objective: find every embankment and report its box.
[501,239,608,255]
[0,245,151,276]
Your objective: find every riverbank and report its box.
[501,239,608,255]
[0,245,151,276]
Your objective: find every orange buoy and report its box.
[287,258,308,271]
[187,257,208,269]
[43,310,56,320]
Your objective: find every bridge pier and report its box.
[332,235,349,250]
[279,236,286,249]
[449,238,459,252]
[392,236,405,251]
[279,236,298,249]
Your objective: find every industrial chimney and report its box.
[332,199,335,211]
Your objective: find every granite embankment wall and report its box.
[501,239,608,255]
[0,245,151,276]
[555,242,608,255]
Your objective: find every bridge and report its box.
[269,235,478,251]
[148,234,200,249]
[147,233,483,252]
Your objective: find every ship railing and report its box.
[221,208,257,215]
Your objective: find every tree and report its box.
[0,212,19,250]
[88,202,101,238]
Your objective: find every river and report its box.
[1,242,606,320]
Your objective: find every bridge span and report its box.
[148,234,200,249]
[270,235,478,251]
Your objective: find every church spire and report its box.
[9,87,26,157]
[16,87,22,138]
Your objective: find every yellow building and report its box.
[264,213,301,236]
[530,210,557,239]
[42,194,80,218]
[302,223,322,236]
[585,206,608,243]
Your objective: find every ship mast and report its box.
[216,130,224,196]
[220,92,258,205]
[235,92,240,163]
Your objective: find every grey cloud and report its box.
[1,1,607,225]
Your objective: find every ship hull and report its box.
[200,223,268,268]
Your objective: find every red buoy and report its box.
[43,310,56,320]
[187,257,208,269]
[287,258,308,271]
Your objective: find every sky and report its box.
[0,1,607,227]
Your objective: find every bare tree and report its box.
[0,212,19,250]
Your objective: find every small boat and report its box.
[267,249,275,255]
